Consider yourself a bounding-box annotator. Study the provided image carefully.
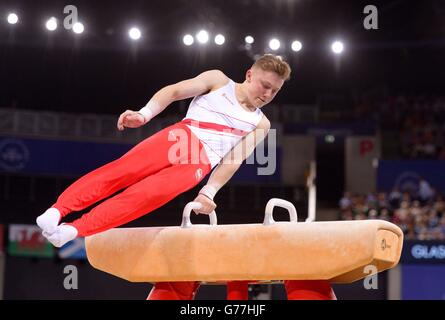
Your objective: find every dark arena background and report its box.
[0,0,444,304]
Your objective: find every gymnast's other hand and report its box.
[193,194,217,215]
[117,110,146,131]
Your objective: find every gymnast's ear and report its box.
[246,69,253,83]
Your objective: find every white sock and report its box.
[36,208,61,235]
[43,224,78,248]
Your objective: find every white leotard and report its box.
[183,79,264,168]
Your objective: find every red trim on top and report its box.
[194,102,258,127]
[182,119,249,136]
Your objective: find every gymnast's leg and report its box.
[36,122,186,235]
[147,282,201,300]
[43,124,211,246]
[226,281,249,300]
[284,280,336,300]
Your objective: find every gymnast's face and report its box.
[245,67,284,109]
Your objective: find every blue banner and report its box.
[0,136,280,183]
[0,137,132,176]
[401,264,445,299]
[377,160,445,193]
[400,240,445,264]
[399,240,445,299]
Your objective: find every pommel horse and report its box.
[85,198,403,299]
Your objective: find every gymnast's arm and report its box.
[193,115,271,214]
[117,70,229,130]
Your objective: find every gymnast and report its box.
[36,54,336,300]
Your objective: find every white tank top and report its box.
[183,79,264,168]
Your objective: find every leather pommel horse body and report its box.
[85,199,404,285]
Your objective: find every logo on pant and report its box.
[168,130,178,141]
[195,168,203,181]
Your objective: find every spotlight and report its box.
[268,38,280,51]
[196,30,209,44]
[331,41,344,54]
[7,13,19,24]
[72,22,84,34]
[183,34,194,46]
[128,27,141,40]
[45,17,58,31]
[214,34,225,45]
[245,35,254,44]
[291,40,302,52]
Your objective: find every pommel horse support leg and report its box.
[85,198,404,300]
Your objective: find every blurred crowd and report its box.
[339,179,445,240]
[355,95,445,159]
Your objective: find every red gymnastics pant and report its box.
[147,280,336,300]
[52,121,211,237]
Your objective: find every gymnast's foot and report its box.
[43,224,78,248]
[36,208,61,235]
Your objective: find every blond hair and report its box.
[252,54,291,81]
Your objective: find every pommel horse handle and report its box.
[181,201,218,228]
[263,198,298,225]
